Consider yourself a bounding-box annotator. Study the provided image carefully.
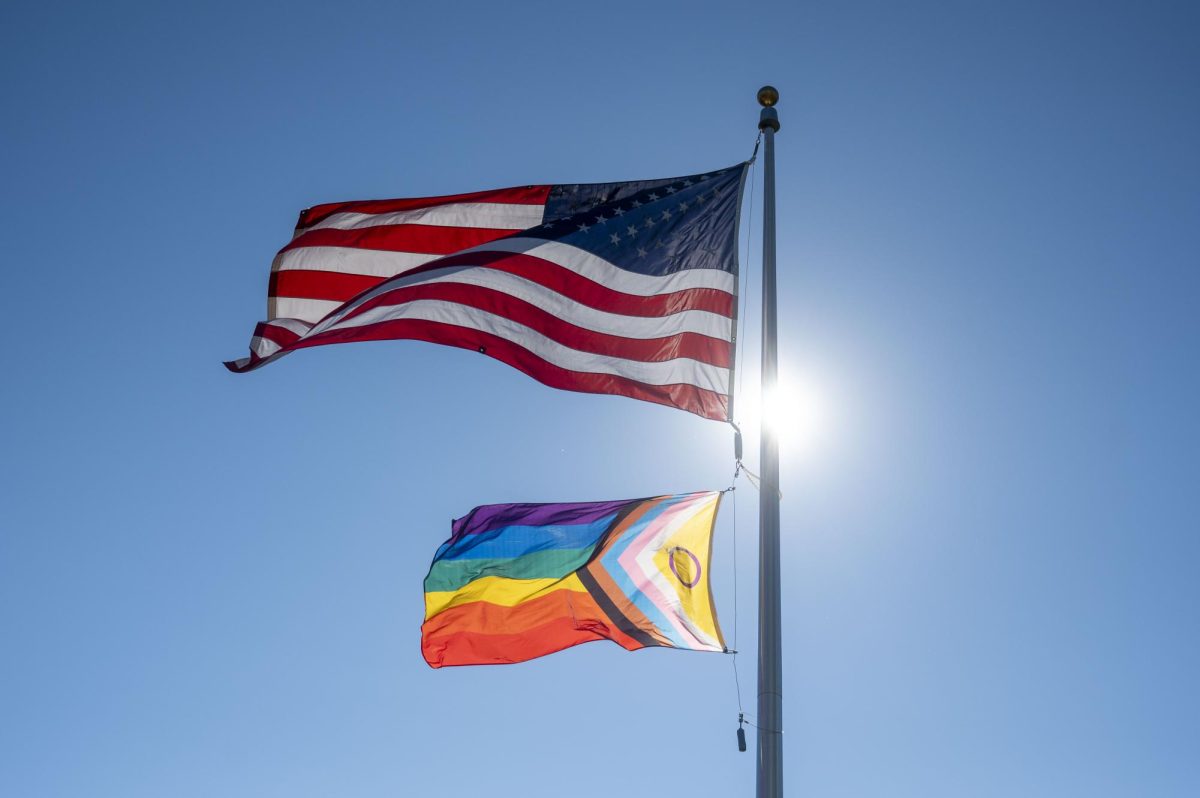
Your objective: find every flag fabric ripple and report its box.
[421,491,726,668]
[225,165,748,420]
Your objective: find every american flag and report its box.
[226,164,747,420]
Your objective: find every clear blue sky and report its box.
[2,1,1197,796]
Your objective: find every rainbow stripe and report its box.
[421,492,726,667]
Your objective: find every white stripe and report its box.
[263,317,313,336]
[297,202,545,234]
[471,238,736,294]
[324,301,729,391]
[268,297,343,324]
[272,247,438,278]
[250,335,282,358]
[426,270,731,340]
[250,317,314,357]
[308,240,734,332]
[272,238,735,297]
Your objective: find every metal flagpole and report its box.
[755,85,783,798]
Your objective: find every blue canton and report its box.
[532,164,746,278]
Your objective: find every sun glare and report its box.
[755,371,833,463]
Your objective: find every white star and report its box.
[637,247,648,257]
[543,219,556,228]
[595,215,607,225]
[661,209,672,221]
[648,192,660,201]
[578,222,590,233]
[613,206,626,216]
[610,233,621,245]
[679,201,690,212]
[626,224,638,236]
[644,217,655,229]
[665,185,678,194]
[631,199,642,208]
[683,179,694,187]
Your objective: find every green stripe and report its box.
[424,545,597,592]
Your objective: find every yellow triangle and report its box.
[649,492,724,649]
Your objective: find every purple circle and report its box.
[668,546,702,588]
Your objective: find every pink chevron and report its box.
[616,496,708,647]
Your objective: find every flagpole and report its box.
[755,85,783,798]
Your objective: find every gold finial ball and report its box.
[757,85,779,107]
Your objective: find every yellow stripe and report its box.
[424,573,588,619]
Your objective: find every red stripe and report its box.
[225,353,264,372]
[433,251,734,317]
[253,321,304,347]
[293,318,729,420]
[281,224,522,256]
[420,591,645,667]
[298,185,551,229]
[272,257,733,318]
[422,618,608,667]
[327,282,731,366]
[270,270,385,302]
[268,258,729,316]
[298,249,733,318]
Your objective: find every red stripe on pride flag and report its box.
[282,224,522,256]
[293,318,729,420]
[422,618,606,667]
[298,185,552,229]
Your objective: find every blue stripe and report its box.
[435,513,620,562]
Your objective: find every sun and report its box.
[760,371,833,463]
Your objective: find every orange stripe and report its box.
[420,589,648,666]
[423,588,603,638]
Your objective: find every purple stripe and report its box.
[450,498,639,542]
